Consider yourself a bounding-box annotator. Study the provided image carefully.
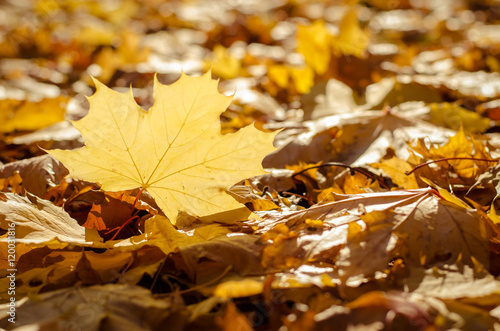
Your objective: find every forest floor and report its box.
[1,0,500,330]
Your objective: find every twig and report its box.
[405,157,499,175]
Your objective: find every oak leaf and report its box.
[48,72,277,222]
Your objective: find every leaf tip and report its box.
[89,75,104,89]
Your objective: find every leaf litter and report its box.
[1,0,500,330]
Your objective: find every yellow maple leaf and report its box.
[409,127,492,182]
[371,156,419,189]
[331,7,369,58]
[296,20,332,75]
[48,72,277,223]
[0,97,68,133]
[429,102,490,133]
[209,44,242,80]
[267,64,315,94]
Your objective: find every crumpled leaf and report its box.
[408,127,494,186]
[48,72,277,223]
[468,163,500,204]
[172,232,264,283]
[0,155,68,197]
[257,188,497,285]
[0,192,99,245]
[0,171,23,194]
[0,284,184,330]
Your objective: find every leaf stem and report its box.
[105,188,146,241]
[405,157,499,175]
[108,215,140,241]
[133,187,145,210]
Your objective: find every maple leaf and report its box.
[331,6,369,58]
[267,64,315,95]
[0,97,68,133]
[296,20,332,75]
[407,127,493,185]
[48,72,277,222]
[428,102,491,132]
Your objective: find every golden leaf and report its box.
[209,44,242,80]
[214,279,264,299]
[0,97,68,133]
[371,156,420,189]
[331,7,369,58]
[48,72,278,223]
[429,102,490,133]
[296,20,332,75]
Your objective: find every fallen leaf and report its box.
[215,301,253,331]
[143,214,233,255]
[405,265,500,299]
[10,121,83,151]
[371,156,419,189]
[0,284,184,330]
[0,155,68,197]
[296,20,332,75]
[429,102,491,132]
[336,209,395,286]
[173,233,264,283]
[0,97,68,133]
[0,192,99,245]
[48,72,277,222]
[209,44,242,79]
[214,278,264,299]
[259,188,497,280]
[331,7,369,59]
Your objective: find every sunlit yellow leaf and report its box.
[331,7,369,58]
[268,64,289,89]
[420,177,470,209]
[48,72,278,222]
[214,279,264,299]
[296,20,332,75]
[0,97,68,133]
[488,204,500,225]
[210,45,242,79]
[290,66,315,94]
[429,103,490,133]
[371,156,420,189]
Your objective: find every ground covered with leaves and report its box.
[1,0,500,330]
